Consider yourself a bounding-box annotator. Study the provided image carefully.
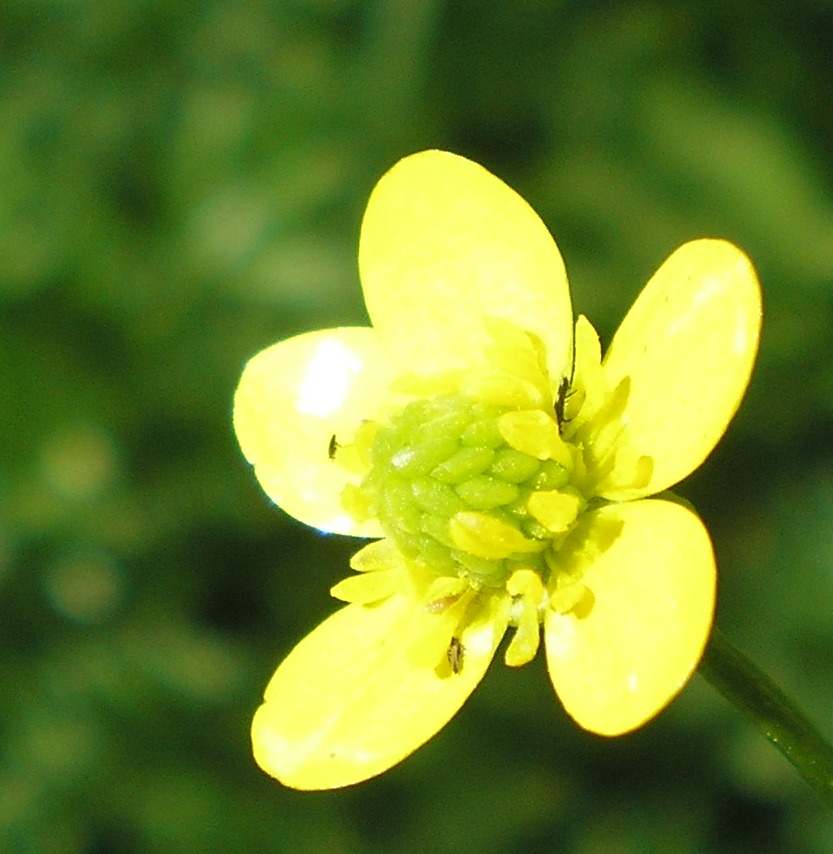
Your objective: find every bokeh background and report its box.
[3,1,833,851]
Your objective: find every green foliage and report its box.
[2,0,833,850]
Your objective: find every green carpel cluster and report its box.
[356,393,575,587]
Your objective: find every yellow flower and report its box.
[234,150,762,790]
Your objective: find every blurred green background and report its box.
[3,1,833,851]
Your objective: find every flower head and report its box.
[234,151,761,789]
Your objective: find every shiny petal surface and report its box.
[600,239,761,500]
[252,593,507,789]
[359,150,573,379]
[545,499,715,735]
[234,328,400,536]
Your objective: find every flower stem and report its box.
[699,628,833,806]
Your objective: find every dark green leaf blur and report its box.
[3,1,833,851]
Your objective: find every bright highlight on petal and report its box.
[297,338,363,417]
[359,150,573,379]
[545,499,716,735]
[251,593,507,790]
[233,328,400,536]
[600,239,762,500]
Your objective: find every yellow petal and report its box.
[545,499,715,735]
[599,239,761,500]
[359,150,573,379]
[252,593,507,789]
[233,328,402,536]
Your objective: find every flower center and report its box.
[331,318,656,672]
[352,390,586,589]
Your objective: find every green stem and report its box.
[699,628,833,806]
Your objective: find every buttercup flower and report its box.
[234,150,761,790]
